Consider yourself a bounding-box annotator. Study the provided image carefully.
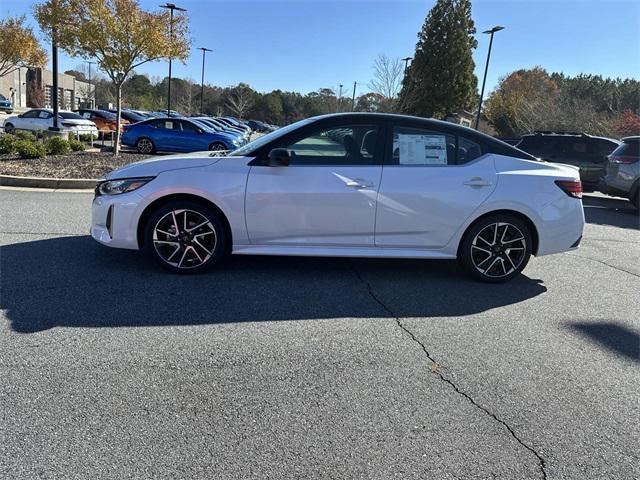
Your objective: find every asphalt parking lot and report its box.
[0,188,638,480]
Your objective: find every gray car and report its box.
[599,136,639,209]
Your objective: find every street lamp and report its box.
[197,47,213,115]
[402,56,412,74]
[85,60,95,108]
[160,3,186,116]
[474,25,504,129]
[351,81,359,111]
[337,84,343,111]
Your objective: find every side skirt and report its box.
[232,245,456,259]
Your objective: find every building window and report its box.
[44,85,52,108]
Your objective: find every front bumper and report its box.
[91,191,145,250]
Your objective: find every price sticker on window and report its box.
[398,134,447,165]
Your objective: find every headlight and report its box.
[96,177,153,196]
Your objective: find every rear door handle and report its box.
[463,177,491,187]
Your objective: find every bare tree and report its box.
[368,54,403,110]
[225,85,254,119]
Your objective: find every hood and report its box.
[105,152,223,180]
[62,118,96,126]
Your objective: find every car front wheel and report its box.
[4,123,14,134]
[208,142,227,152]
[144,201,228,273]
[459,214,532,283]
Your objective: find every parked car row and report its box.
[515,131,638,208]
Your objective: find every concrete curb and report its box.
[0,174,97,189]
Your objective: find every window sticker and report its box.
[398,134,447,165]
[164,121,173,129]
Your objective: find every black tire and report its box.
[208,142,227,152]
[630,183,639,210]
[136,137,155,154]
[4,123,14,134]
[459,214,532,283]
[143,200,228,274]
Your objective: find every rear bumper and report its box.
[536,196,585,256]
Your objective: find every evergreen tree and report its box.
[398,0,478,118]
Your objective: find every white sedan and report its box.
[91,113,585,282]
[3,108,99,136]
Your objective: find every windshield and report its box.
[231,118,313,156]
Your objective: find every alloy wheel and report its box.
[470,222,527,278]
[137,138,153,154]
[209,143,226,152]
[152,209,217,269]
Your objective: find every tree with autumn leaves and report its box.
[34,0,190,155]
[0,16,47,78]
[484,67,640,138]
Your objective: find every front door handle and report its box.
[463,177,491,187]
[346,179,375,189]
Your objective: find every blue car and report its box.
[121,117,241,154]
[0,94,13,114]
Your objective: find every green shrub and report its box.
[12,130,37,142]
[15,140,46,159]
[45,136,71,155]
[0,134,17,154]
[68,138,86,151]
[78,133,98,142]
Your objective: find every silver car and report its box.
[600,136,639,209]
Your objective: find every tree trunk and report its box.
[114,83,122,156]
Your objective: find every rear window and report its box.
[59,112,84,120]
[97,110,116,120]
[613,139,640,157]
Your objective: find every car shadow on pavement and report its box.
[582,195,639,230]
[568,321,640,362]
[2,236,547,333]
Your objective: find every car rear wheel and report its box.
[208,142,227,152]
[144,201,228,274]
[459,214,532,283]
[4,123,14,134]
[136,137,155,154]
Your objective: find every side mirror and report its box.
[17,113,23,118]
[267,148,290,166]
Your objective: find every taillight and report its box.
[609,155,639,164]
[555,180,583,199]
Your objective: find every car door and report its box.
[177,120,208,151]
[33,110,54,131]
[14,109,41,130]
[375,122,497,249]
[245,120,384,246]
[151,119,180,151]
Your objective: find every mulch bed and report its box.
[0,150,153,179]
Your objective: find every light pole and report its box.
[197,47,212,115]
[351,81,359,111]
[402,56,412,74]
[337,84,343,111]
[85,60,95,108]
[474,25,504,129]
[160,3,186,116]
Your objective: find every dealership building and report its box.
[0,67,94,111]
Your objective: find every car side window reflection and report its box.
[283,124,380,166]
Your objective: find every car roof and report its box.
[520,130,620,143]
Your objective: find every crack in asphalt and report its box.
[350,264,548,480]
[569,253,640,278]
